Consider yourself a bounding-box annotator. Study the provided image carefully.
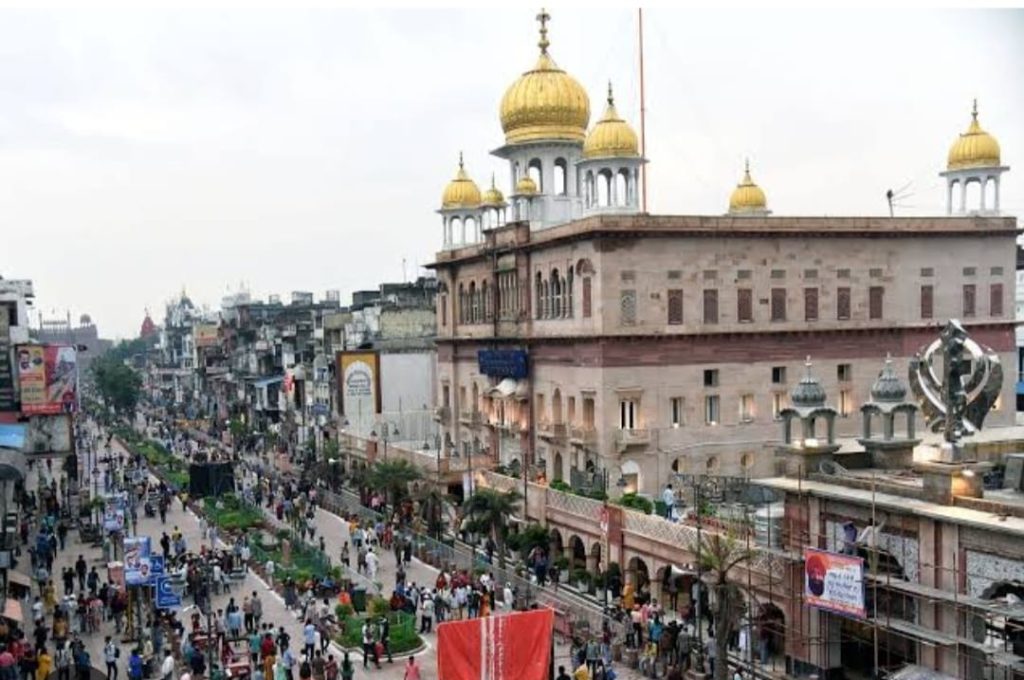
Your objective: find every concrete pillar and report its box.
[907,411,916,440]
[960,180,967,213]
[995,176,1001,212]
[980,177,987,212]
[947,180,953,216]
[862,413,871,440]
[883,413,894,440]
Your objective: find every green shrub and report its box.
[337,613,422,654]
[571,569,591,585]
[549,479,570,492]
[613,493,653,515]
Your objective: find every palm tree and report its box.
[463,488,522,570]
[690,531,755,680]
[369,459,422,516]
[415,486,452,541]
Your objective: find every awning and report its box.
[6,572,31,588]
[490,378,518,398]
[253,376,284,388]
[2,599,22,623]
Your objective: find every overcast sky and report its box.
[1,8,1021,339]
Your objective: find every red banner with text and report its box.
[437,608,553,680]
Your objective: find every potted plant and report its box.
[572,568,591,592]
[554,556,570,583]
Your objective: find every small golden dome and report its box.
[441,153,482,209]
[947,100,1001,170]
[481,174,506,207]
[583,83,639,159]
[729,160,768,213]
[499,9,590,145]
[515,175,538,195]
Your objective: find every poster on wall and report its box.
[437,608,553,680]
[17,344,77,415]
[23,415,73,454]
[123,535,153,585]
[336,351,381,416]
[193,324,219,348]
[804,548,866,619]
[0,309,15,411]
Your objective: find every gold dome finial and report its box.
[729,159,768,214]
[441,152,482,209]
[536,7,550,54]
[481,172,506,207]
[947,99,1001,170]
[582,80,640,159]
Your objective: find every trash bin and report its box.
[352,586,367,612]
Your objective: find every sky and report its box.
[0,7,1021,339]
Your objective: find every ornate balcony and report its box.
[538,421,568,443]
[569,425,597,446]
[614,428,652,453]
[459,410,483,427]
[433,406,451,422]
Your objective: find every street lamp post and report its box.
[370,421,399,462]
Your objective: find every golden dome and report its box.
[947,100,1001,170]
[499,9,590,145]
[583,83,639,159]
[515,175,538,195]
[441,153,482,209]
[481,174,506,207]
[729,160,768,213]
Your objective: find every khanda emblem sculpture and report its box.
[908,320,1003,456]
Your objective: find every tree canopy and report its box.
[464,487,522,569]
[91,355,142,416]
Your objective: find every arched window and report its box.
[965,180,981,211]
[598,170,613,207]
[468,281,477,323]
[617,169,630,206]
[528,158,543,192]
[585,171,595,207]
[552,388,563,424]
[985,177,997,209]
[567,268,574,317]
[554,158,568,196]
[481,281,489,320]
[451,216,463,244]
[542,280,549,319]
[535,272,543,319]
[465,215,477,242]
[458,283,465,323]
[551,269,561,318]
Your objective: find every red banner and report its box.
[437,608,553,680]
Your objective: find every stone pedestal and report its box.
[914,460,992,504]
[776,443,841,475]
[858,438,921,470]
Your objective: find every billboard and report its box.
[0,309,14,411]
[23,415,73,454]
[0,424,26,450]
[337,351,381,416]
[804,548,866,619]
[478,349,528,379]
[438,608,553,680]
[193,324,219,348]
[123,536,153,585]
[16,344,77,415]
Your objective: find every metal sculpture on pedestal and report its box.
[908,319,1003,461]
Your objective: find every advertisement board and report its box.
[0,424,26,450]
[123,536,153,586]
[437,608,553,680]
[337,351,381,416]
[103,493,128,533]
[477,349,528,379]
[193,324,219,348]
[0,309,15,411]
[804,548,866,619]
[16,344,77,415]
[23,415,73,454]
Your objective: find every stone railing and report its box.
[622,507,699,546]
[569,426,597,445]
[481,470,518,493]
[546,485,604,520]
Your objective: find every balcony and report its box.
[569,425,597,446]
[433,406,451,422]
[459,410,483,427]
[537,421,568,443]
[615,428,652,452]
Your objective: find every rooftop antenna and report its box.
[885,181,914,217]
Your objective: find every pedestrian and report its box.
[160,648,175,680]
[360,621,378,670]
[324,655,337,680]
[103,637,119,680]
[419,594,434,634]
[55,643,71,680]
[265,559,276,587]
[252,591,264,628]
[303,620,316,659]
[339,653,354,680]
[74,556,86,592]
[36,647,52,680]
[127,649,143,680]
[402,656,421,680]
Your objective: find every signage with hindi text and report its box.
[804,548,866,619]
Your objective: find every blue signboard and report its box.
[478,349,528,379]
[0,424,26,451]
[155,576,181,609]
[311,403,329,416]
[149,555,164,577]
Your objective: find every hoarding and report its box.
[23,415,73,454]
[17,344,77,415]
[804,548,866,619]
[478,349,528,379]
[0,424,26,450]
[193,324,219,348]
[123,536,153,585]
[0,309,15,411]
[437,608,553,680]
[337,351,381,416]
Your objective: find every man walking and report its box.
[103,637,118,680]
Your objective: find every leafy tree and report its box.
[506,523,550,560]
[91,356,142,416]
[415,486,451,541]
[463,488,522,569]
[690,531,755,680]
[368,459,422,514]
